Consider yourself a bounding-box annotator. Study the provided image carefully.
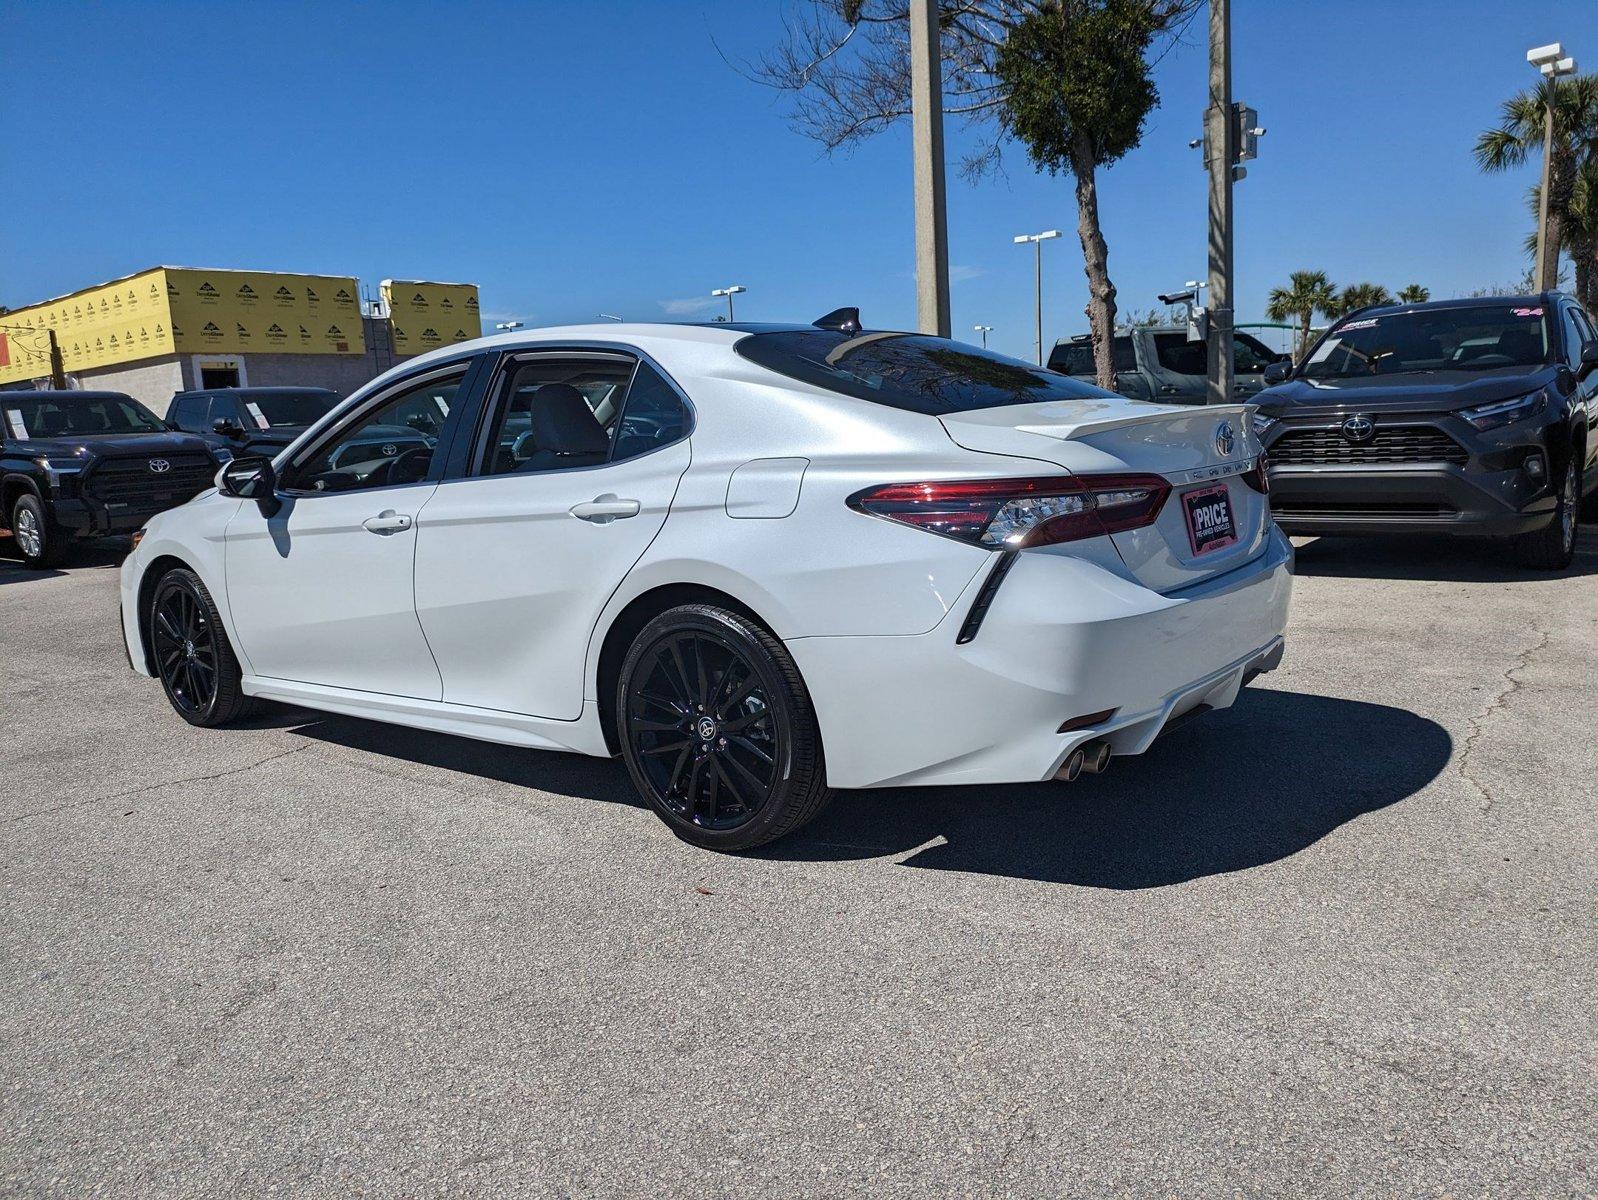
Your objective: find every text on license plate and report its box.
[1181,484,1237,555]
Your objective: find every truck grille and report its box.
[1271,426,1468,466]
[82,453,215,510]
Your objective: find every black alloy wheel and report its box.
[618,604,832,850]
[149,568,260,727]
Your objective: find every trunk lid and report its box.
[940,399,1270,593]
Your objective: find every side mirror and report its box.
[1263,360,1293,385]
[217,454,282,518]
[213,416,245,438]
[1579,339,1598,381]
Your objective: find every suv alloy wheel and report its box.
[10,493,66,568]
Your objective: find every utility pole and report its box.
[711,285,746,322]
[1204,0,1235,406]
[1013,230,1062,364]
[1528,44,1577,291]
[910,0,951,337]
[47,329,65,389]
[973,324,993,349]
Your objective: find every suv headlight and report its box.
[211,446,235,463]
[1459,391,1544,431]
[34,455,85,484]
[1250,411,1277,437]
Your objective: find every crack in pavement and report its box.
[8,743,315,824]
[1456,622,1550,813]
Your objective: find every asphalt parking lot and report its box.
[2,531,1595,1197]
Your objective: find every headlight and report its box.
[1459,391,1544,431]
[34,455,84,473]
[211,447,235,463]
[1250,412,1277,437]
[33,455,85,483]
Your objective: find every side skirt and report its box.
[241,676,613,757]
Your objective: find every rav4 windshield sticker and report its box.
[245,401,269,429]
[1338,318,1379,331]
[5,409,28,440]
[1512,307,1544,317]
[433,395,450,417]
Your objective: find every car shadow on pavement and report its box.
[759,688,1451,889]
[288,687,1447,891]
[0,534,128,579]
[1290,531,1598,582]
[285,713,644,808]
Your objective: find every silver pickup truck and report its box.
[1049,325,1286,403]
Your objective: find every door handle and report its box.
[362,510,413,535]
[570,493,641,524]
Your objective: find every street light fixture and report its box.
[1013,230,1061,364]
[711,285,747,322]
[598,313,624,322]
[495,321,523,333]
[1528,43,1577,291]
[973,324,993,349]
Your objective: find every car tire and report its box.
[10,492,69,568]
[148,567,262,727]
[617,603,833,851]
[1513,452,1580,571]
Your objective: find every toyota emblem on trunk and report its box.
[147,459,171,473]
[1214,421,1235,458]
[1341,415,1375,443]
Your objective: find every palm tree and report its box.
[1397,284,1430,304]
[1525,161,1598,312]
[1265,271,1338,361]
[1331,283,1395,317]
[1476,74,1598,298]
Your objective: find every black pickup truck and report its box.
[1,390,222,567]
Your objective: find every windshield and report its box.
[1302,304,1551,379]
[737,330,1116,415]
[3,394,166,439]
[247,391,340,428]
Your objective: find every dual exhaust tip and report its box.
[1056,739,1112,782]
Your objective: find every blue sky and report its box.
[0,0,1590,361]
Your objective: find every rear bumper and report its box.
[788,526,1294,789]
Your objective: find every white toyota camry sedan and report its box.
[120,312,1293,850]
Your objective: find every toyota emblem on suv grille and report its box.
[1341,415,1375,443]
[1214,421,1235,458]
[147,459,171,474]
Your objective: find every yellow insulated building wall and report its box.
[0,267,366,385]
[0,268,176,384]
[382,280,482,357]
[165,269,364,356]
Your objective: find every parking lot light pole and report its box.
[973,324,993,349]
[1013,230,1062,364]
[1527,43,1577,292]
[711,286,747,322]
[495,321,523,333]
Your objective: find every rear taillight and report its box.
[1242,454,1270,494]
[847,473,1171,549]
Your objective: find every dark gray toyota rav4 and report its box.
[1254,293,1598,570]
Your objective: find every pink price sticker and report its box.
[1512,307,1543,317]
